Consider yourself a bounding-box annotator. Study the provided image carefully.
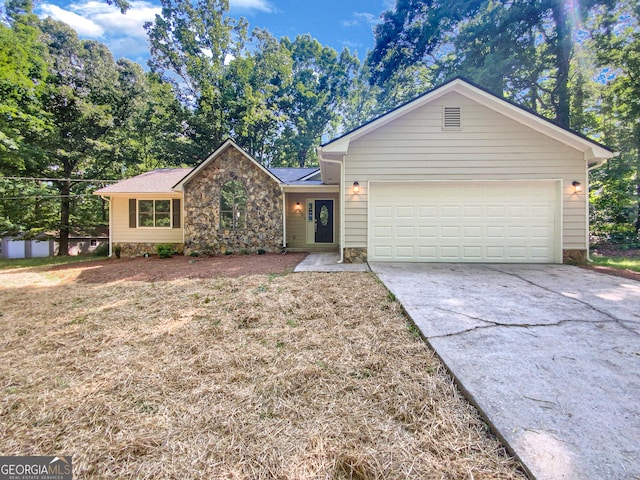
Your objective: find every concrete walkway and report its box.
[294,253,370,272]
[370,262,640,480]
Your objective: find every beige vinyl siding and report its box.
[344,91,588,251]
[111,194,183,244]
[285,192,340,250]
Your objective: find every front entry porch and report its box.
[284,189,340,253]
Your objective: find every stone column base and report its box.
[343,247,368,264]
[113,242,184,258]
[563,249,587,265]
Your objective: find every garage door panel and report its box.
[419,206,437,218]
[418,226,437,238]
[374,226,392,238]
[369,182,559,263]
[464,205,482,218]
[486,205,506,218]
[441,226,461,238]
[441,205,461,217]
[463,246,482,259]
[396,246,415,258]
[374,206,393,218]
[396,226,415,238]
[463,226,482,239]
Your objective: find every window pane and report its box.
[139,200,153,214]
[235,212,246,229]
[139,213,154,227]
[155,213,171,227]
[155,200,170,213]
[220,180,247,230]
[220,211,234,229]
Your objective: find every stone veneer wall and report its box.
[183,146,284,255]
[562,249,587,265]
[114,242,184,258]
[344,247,368,264]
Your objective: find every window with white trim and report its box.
[138,199,171,227]
[220,180,247,230]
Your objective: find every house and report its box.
[95,78,615,263]
[54,227,109,256]
[0,232,54,259]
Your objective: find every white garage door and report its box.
[369,181,560,263]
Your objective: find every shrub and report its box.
[156,244,175,259]
[93,242,109,257]
[257,248,266,255]
[114,245,121,259]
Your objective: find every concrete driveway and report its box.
[370,263,640,480]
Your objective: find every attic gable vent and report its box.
[443,106,462,130]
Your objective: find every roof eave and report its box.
[173,138,281,190]
[320,77,615,163]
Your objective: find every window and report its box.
[90,239,98,247]
[220,180,247,230]
[139,199,171,228]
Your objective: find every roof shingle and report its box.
[94,168,192,194]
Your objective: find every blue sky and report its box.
[30,0,394,66]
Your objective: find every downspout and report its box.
[100,195,112,258]
[281,186,287,250]
[318,156,345,263]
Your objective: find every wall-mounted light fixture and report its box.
[572,181,582,194]
[294,202,303,216]
[353,181,360,194]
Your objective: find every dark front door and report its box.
[314,200,334,243]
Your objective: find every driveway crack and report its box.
[479,265,640,337]
[427,317,616,339]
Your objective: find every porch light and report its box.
[353,181,360,194]
[572,181,582,193]
[294,202,303,215]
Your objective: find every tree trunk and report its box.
[58,181,71,256]
[553,1,571,129]
[635,125,640,235]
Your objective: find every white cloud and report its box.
[37,1,161,61]
[39,3,105,36]
[341,12,378,28]
[382,0,395,10]
[230,0,273,12]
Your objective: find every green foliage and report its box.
[0,254,105,270]
[590,255,640,273]
[156,244,175,258]
[92,242,109,257]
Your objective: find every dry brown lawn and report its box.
[0,260,526,479]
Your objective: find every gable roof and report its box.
[94,168,192,194]
[269,167,320,184]
[319,77,615,166]
[173,138,281,191]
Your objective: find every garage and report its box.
[368,181,561,263]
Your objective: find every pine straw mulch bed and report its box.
[0,264,526,479]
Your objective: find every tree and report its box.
[0,0,48,171]
[367,0,615,128]
[221,29,292,164]
[589,1,640,241]
[145,0,248,161]
[29,19,144,254]
[277,35,359,167]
